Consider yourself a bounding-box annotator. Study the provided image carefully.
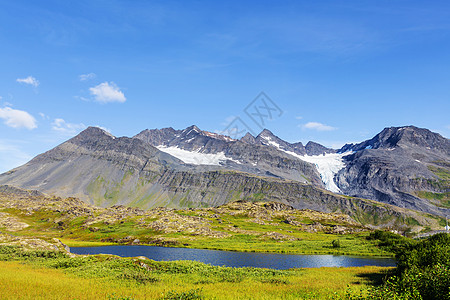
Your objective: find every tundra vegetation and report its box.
[0,187,448,299]
[0,188,396,256]
[0,232,448,299]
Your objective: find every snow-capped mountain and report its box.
[239,129,345,193]
[134,126,340,191]
[134,125,328,186]
[0,125,448,219]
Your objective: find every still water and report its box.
[71,245,395,269]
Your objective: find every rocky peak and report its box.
[134,127,179,146]
[389,126,450,154]
[69,126,115,146]
[305,141,335,156]
[199,130,235,142]
[257,129,277,140]
[255,129,286,148]
[240,132,257,144]
[341,126,450,155]
[182,125,201,135]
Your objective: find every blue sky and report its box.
[1,0,449,172]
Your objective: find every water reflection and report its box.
[71,245,396,269]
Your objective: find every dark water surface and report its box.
[71,245,396,269]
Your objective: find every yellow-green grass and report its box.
[1,206,392,257]
[0,260,391,299]
[416,191,450,208]
[1,195,400,257]
[59,239,116,247]
[159,232,391,256]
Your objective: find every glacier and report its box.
[281,150,350,193]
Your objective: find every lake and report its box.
[71,245,396,269]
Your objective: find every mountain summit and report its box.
[0,125,448,219]
[340,126,450,154]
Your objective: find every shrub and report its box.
[332,239,340,248]
[161,288,204,300]
[362,233,450,300]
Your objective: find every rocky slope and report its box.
[0,127,325,207]
[248,129,335,156]
[134,126,324,185]
[0,185,442,244]
[336,126,450,217]
[0,124,448,222]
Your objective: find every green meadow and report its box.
[0,245,391,300]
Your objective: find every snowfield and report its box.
[281,150,350,193]
[157,146,236,166]
[157,143,349,193]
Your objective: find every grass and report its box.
[0,245,393,299]
[416,191,450,208]
[60,239,116,247]
[1,206,393,257]
[161,232,391,256]
[428,164,450,181]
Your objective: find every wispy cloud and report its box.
[301,122,336,131]
[95,125,112,133]
[16,76,40,87]
[52,118,86,135]
[296,116,303,120]
[79,73,96,81]
[89,82,126,103]
[0,106,37,129]
[0,139,33,173]
[38,112,50,120]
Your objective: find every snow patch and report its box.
[157,146,237,166]
[262,135,283,149]
[267,140,282,149]
[280,150,350,193]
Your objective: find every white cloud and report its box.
[38,112,49,120]
[74,96,90,102]
[95,125,112,133]
[296,116,303,120]
[0,107,37,129]
[221,115,237,126]
[52,118,86,135]
[79,73,96,81]
[89,82,126,103]
[16,76,40,87]
[301,122,336,131]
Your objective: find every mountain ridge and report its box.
[0,124,448,222]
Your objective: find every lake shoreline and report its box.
[70,244,396,269]
[64,239,396,257]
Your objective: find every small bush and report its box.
[260,278,289,285]
[120,271,159,284]
[332,239,340,248]
[51,258,86,269]
[161,288,204,300]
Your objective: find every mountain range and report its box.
[0,124,448,228]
